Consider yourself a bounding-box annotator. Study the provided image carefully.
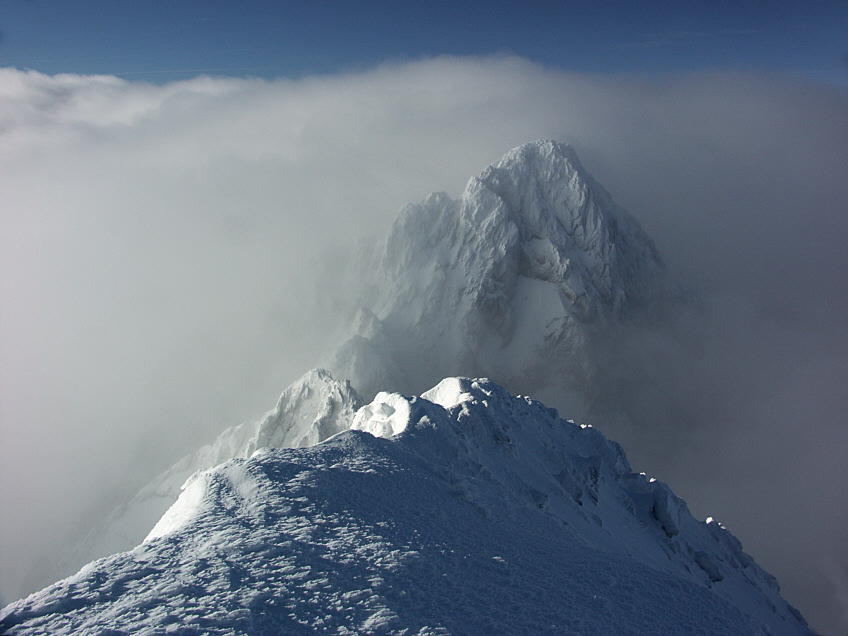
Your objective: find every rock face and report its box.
[1,377,808,635]
[330,140,674,405]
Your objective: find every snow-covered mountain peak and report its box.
[332,141,675,400]
[459,139,665,313]
[250,367,362,452]
[379,140,666,312]
[469,139,604,239]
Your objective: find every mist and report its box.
[1,57,846,633]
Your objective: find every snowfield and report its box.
[1,377,808,635]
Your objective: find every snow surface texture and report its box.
[0,377,808,635]
[58,370,361,578]
[330,140,674,404]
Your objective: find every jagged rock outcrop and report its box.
[330,140,676,405]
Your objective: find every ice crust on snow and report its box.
[0,376,808,635]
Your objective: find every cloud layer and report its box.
[1,57,846,632]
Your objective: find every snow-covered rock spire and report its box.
[331,140,675,403]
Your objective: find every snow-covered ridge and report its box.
[55,140,685,590]
[354,379,790,598]
[1,375,807,635]
[57,369,361,574]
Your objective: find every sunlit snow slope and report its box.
[1,377,808,635]
[58,370,361,576]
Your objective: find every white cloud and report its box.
[1,58,846,632]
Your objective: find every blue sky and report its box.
[1,0,847,84]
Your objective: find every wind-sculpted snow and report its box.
[57,369,362,580]
[330,140,676,403]
[1,378,808,635]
